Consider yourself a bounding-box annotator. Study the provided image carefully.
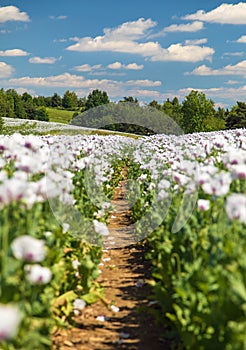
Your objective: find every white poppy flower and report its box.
[93,220,109,236]
[73,298,86,310]
[197,199,210,211]
[11,236,46,262]
[225,194,246,224]
[25,264,52,284]
[0,304,22,341]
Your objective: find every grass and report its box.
[47,108,76,124]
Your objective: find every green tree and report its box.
[44,96,52,107]
[0,114,3,133]
[120,96,139,105]
[162,97,183,126]
[22,93,36,120]
[6,89,26,119]
[35,106,49,121]
[0,89,15,118]
[51,93,62,108]
[62,90,78,110]
[85,89,110,111]
[33,96,46,107]
[226,101,246,129]
[148,100,162,110]
[181,90,215,133]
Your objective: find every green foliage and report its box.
[226,101,246,129]
[162,97,183,126]
[51,93,62,108]
[0,114,3,133]
[62,90,78,110]
[181,90,215,133]
[85,89,110,111]
[35,107,49,122]
[148,100,162,110]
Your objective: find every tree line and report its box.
[0,87,245,134]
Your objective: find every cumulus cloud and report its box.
[164,21,204,32]
[0,6,30,23]
[151,43,214,62]
[29,56,60,64]
[5,72,163,100]
[107,62,144,70]
[7,72,161,89]
[66,18,214,62]
[171,85,246,105]
[236,35,246,43]
[187,60,246,77]
[73,62,143,73]
[182,3,246,25]
[0,49,29,56]
[0,62,14,78]
[126,79,161,87]
[74,64,102,72]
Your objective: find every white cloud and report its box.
[164,21,204,33]
[126,63,144,70]
[172,85,246,104]
[183,3,246,25]
[107,62,123,70]
[187,60,246,77]
[73,62,143,73]
[5,73,163,100]
[0,49,29,57]
[126,79,161,87]
[0,6,30,23]
[49,15,67,20]
[222,52,244,57]
[74,64,102,72]
[185,38,208,45]
[66,18,214,63]
[128,89,164,99]
[6,72,165,101]
[66,18,161,57]
[236,35,246,43]
[151,43,214,62]
[107,61,144,70]
[102,17,157,41]
[0,62,14,78]
[225,80,240,85]
[29,56,59,64]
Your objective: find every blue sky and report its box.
[0,1,245,108]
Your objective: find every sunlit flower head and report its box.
[11,235,46,262]
[0,304,22,341]
[225,193,246,224]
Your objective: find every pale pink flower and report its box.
[25,264,52,284]
[0,304,22,341]
[11,236,46,262]
[225,194,246,224]
[202,172,231,196]
[197,199,210,211]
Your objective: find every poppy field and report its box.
[0,127,246,349]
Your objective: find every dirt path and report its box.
[53,171,172,349]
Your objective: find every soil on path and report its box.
[52,171,173,350]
